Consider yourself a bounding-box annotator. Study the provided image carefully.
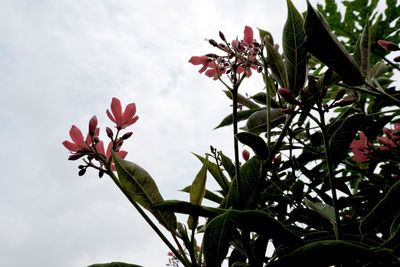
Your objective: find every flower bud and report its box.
[394,56,400,62]
[98,170,104,178]
[335,88,346,101]
[378,40,400,51]
[273,43,280,51]
[208,39,218,47]
[88,116,98,136]
[219,31,226,42]
[121,132,133,140]
[278,88,299,105]
[69,153,84,161]
[106,127,113,139]
[93,136,100,144]
[78,168,86,176]
[336,97,356,107]
[242,149,250,161]
[282,108,293,114]
[232,40,239,52]
[257,66,263,73]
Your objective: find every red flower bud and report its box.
[378,40,400,51]
[88,116,98,136]
[209,39,218,47]
[278,88,299,105]
[394,56,400,62]
[335,88,346,101]
[106,127,113,139]
[219,31,226,42]
[68,153,85,161]
[337,97,356,107]
[121,132,133,140]
[242,149,250,161]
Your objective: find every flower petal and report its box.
[110,97,123,125]
[62,141,80,152]
[243,26,253,46]
[122,103,136,126]
[189,56,208,65]
[69,125,86,149]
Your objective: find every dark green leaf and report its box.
[305,198,336,224]
[243,109,286,135]
[382,213,400,249]
[223,90,260,109]
[235,132,269,160]
[153,200,224,218]
[283,0,307,96]
[329,113,366,166]
[220,151,235,179]
[214,108,262,129]
[269,240,396,266]
[305,1,364,86]
[111,151,177,230]
[180,186,223,204]
[360,179,400,236]
[258,28,274,45]
[265,41,288,88]
[360,16,371,76]
[193,153,230,194]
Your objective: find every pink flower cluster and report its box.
[189,26,262,81]
[350,123,400,162]
[62,97,138,175]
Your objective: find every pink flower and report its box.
[106,97,139,130]
[243,26,254,47]
[378,123,400,150]
[88,115,98,136]
[188,56,212,73]
[63,125,89,152]
[350,131,373,162]
[96,141,128,171]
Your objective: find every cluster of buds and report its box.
[378,40,400,62]
[62,97,138,177]
[377,123,400,151]
[189,26,264,82]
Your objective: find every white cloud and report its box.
[0,0,310,266]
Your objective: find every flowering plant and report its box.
[64,0,400,266]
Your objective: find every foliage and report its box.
[63,0,400,266]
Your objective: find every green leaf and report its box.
[305,1,364,86]
[258,28,274,45]
[360,179,400,236]
[188,155,208,229]
[193,153,230,194]
[220,151,235,179]
[269,240,396,266]
[242,109,286,135]
[180,186,223,204]
[214,108,262,129]
[360,15,371,76]
[265,41,288,88]
[235,132,269,160]
[204,212,234,267]
[329,113,366,166]
[283,0,307,96]
[111,151,177,230]
[305,198,336,224]
[152,200,224,218]
[88,262,143,267]
[382,213,400,249]
[223,90,260,109]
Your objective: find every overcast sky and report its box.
[0,0,339,266]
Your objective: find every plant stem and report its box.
[107,170,192,266]
[232,85,241,207]
[318,110,342,240]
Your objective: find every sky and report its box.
[0,0,350,266]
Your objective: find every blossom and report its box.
[96,141,128,170]
[242,26,254,47]
[350,131,373,162]
[63,125,89,152]
[188,56,212,73]
[106,97,139,130]
[378,123,400,150]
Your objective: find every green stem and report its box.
[107,170,192,266]
[318,110,342,240]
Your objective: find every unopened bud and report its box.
[257,66,263,73]
[282,108,293,114]
[98,170,104,178]
[323,103,329,110]
[242,149,250,161]
[121,132,133,140]
[323,68,333,86]
[378,40,400,51]
[69,153,84,161]
[208,39,218,47]
[78,165,85,169]
[337,97,356,107]
[88,116,98,136]
[93,136,100,144]
[335,88,346,101]
[106,127,113,139]
[273,43,279,51]
[205,53,218,58]
[219,31,226,42]
[78,168,86,176]
[278,88,299,105]
[394,56,400,62]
